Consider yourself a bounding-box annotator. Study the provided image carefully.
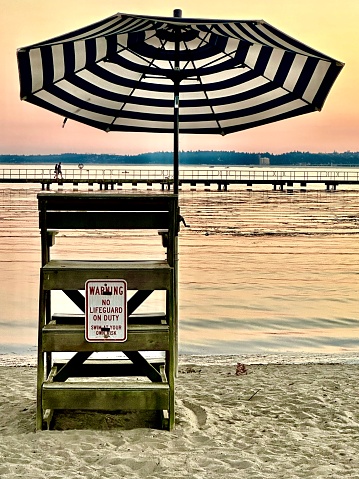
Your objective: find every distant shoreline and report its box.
[1,150,359,167]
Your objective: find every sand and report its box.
[0,354,358,478]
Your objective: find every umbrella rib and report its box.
[180,29,212,71]
[116,35,175,78]
[155,33,177,72]
[108,37,173,128]
[191,26,246,70]
[108,58,155,127]
[126,29,175,71]
[115,42,165,75]
[189,30,321,109]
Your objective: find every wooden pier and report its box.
[2,167,359,191]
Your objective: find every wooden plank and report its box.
[52,359,165,377]
[42,323,170,352]
[42,382,169,411]
[45,211,170,230]
[43,408,54,430]
[53,312,166,325]
[41,365,57,430]
[37,282,46,431]
[159,365,170,430]
[53,352,92,383]
[42,260,172,290]
[47,230,58,247]
[37,192,177,213]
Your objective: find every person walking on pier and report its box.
[57,162,63,179]
[54,163,58,179]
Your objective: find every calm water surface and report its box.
[1,166,359,356]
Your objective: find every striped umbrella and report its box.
[17,9,343,193]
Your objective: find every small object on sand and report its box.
[235,363,248,376]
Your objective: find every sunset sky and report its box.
[1,0,358,156]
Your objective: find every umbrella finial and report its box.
[173,9,182,17]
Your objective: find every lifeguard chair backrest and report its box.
[37,192,178,231]
[37,192,179,266]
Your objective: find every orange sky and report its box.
[1,0,358,155]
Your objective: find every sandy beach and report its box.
[0,354,358,478]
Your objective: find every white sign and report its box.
[85,280,127,342]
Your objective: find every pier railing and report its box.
[0,168,174,182]
[2,168,359,191]
[180,169,359,182]
[2,168,359,182]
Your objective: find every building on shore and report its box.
[259,156,270,166]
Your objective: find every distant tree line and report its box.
[1,151,359,166]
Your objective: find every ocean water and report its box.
[1,164,359,359]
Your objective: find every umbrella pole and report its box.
[173,9,182,195]
[173,79,179,195]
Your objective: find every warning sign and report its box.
[85,279,127,342]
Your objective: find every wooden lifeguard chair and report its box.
[37,191,179,430]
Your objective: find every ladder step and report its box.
[53,358,165,377]
[42,381,170,411]
[42,322,169,352]
[42,260,172,290]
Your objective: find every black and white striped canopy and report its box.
[17,11,343,135]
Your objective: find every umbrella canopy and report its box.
[17,10,343,192]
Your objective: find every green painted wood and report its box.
[53,312,166,325]
[37,192,178,430]
[53,352,93,383]
[38,191,177,213]
[36,281,46,431]
[42,382,170,411]
[45,211,170,229]
[47,231,57,247]
[42,323,169,352]
[53,359,165,377]
[42,408,54,431]
[42,260,172,290]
